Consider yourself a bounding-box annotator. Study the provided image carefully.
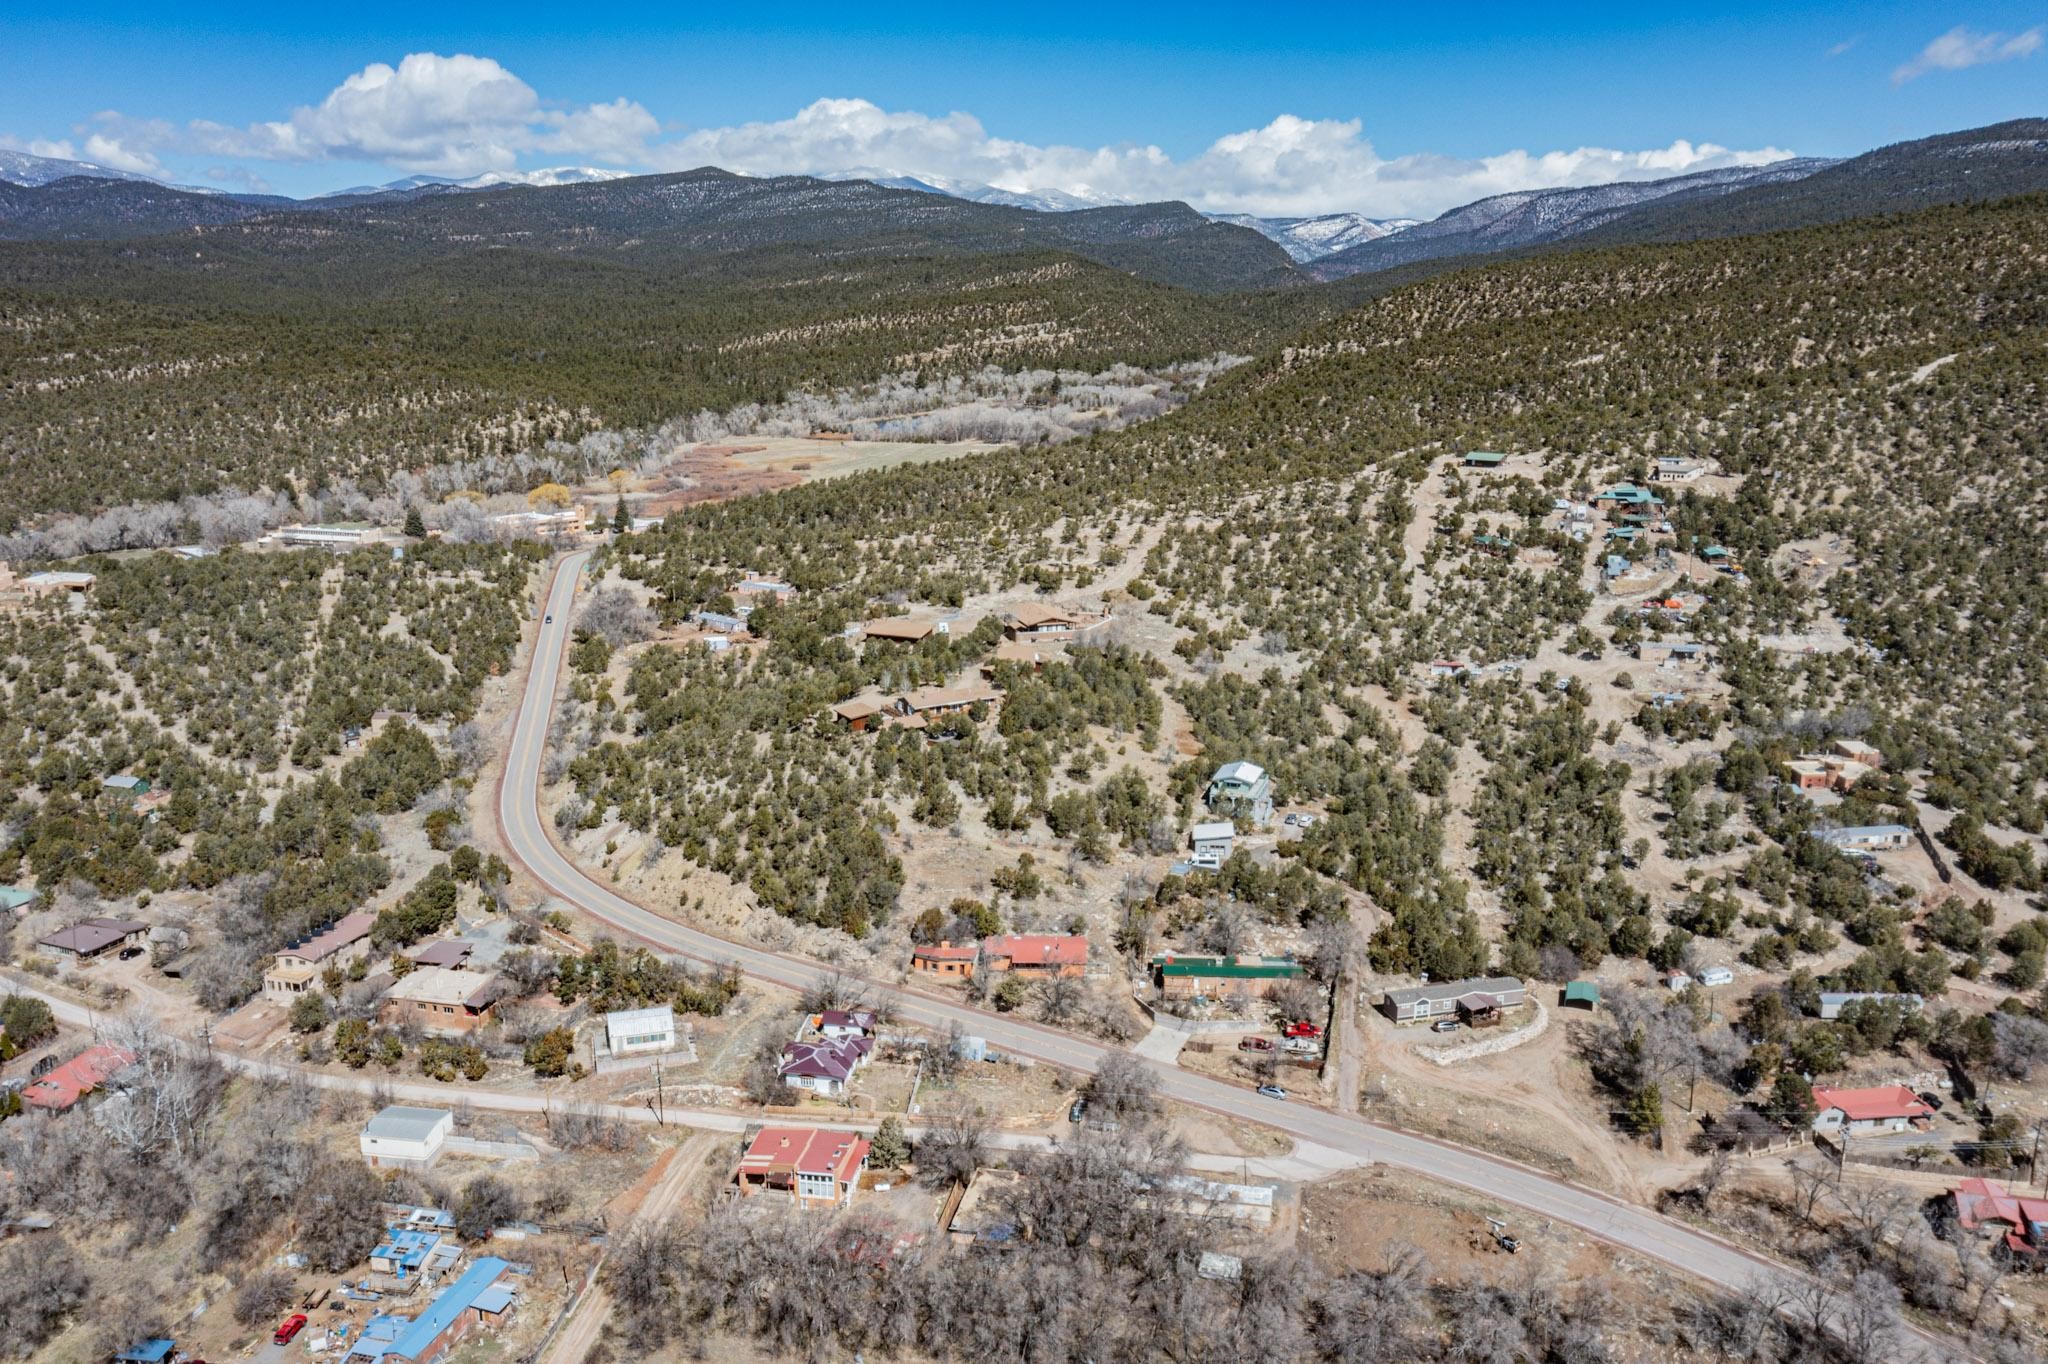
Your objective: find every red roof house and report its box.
[21,1044,137,1112]
[1952,1177,2048,1255]
[734,1126,871,1208]
[984,933,1088,978]
[910,941,979,980]
[1809,1084,1935,1134]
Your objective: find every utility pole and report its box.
[653,1055,666,1126]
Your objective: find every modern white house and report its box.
[361,1105,453,1170]
[1697,966,1734,987]
[605,1005,678,1057]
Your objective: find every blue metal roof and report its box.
[116,1341,176,1364]
[380,1257,510,1360]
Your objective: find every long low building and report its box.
[1811,824,1912,853]
[1379,976,1529,1023]
[1152,953,1303,999]
[37,916,149,959]
[343,1255,517,1364]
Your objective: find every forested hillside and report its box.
[595,193,2046,980]
[0,243,1317,526]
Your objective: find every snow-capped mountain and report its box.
[821,168,1118,213]
[1209,212,1420,262]
[319,167,634,198]
[0,149,162,188]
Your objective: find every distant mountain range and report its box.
[2,120,2043,289]
[0,148,165,189]
[317,166,636,198]
[1209,212,1420,262]
[1301,159,1835,279]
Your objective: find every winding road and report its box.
[494,549,1884,1326]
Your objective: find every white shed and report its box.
[606,1005,678,1057]
[360,1105,453,1170]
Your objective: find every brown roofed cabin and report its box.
[1002,603,1100,640]
[892,684,1000,719]
[862,618,935,643]
[37,916,149,959]
[832,699,883,732]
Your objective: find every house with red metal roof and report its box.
[984,933,1088,979]
[1809,1084,1935,1135]
[21,1044,136,1112]
[733,1126,871,1208]
[1951,1177,2048,1257]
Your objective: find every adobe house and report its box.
[911,940,979,981]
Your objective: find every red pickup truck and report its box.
[1283,1020,1323,1040]
[1237,1036,1275,1052]
[274,1313,308,1346]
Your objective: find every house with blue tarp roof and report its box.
[370,1222,461,1284]
[115,1341,176,1364]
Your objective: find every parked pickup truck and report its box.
[274,1313,309,1345]
[1283,1020,1323,1040]
[1237,1037,1276,1052]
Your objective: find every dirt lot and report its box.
[1298,1166,1714,1346]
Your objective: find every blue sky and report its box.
[2,3,2041,214]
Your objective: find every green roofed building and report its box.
[1462,451,1509,468]
[1153,953,1302,1000]
[1563,981,1601,1009]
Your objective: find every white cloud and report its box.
[1893,25,2043,83]
[646,99,1792,219]
[1827,36,1862,58]
[76,53,657,177]
[7,56,1795,217]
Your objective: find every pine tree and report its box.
[611,496,631,533]
[871,1115,910,1168]
[403,504,426,538]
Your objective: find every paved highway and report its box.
[495,551,1926,1343]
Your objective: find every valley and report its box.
[0,112,2046,1364]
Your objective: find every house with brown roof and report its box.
[911,940,979,981]
[861,618,935,643]
[1001,603,1103,641]
[733,1126,871,1208]
[37,917,149,960]
[831,698,884,732]
[263,911,378,1001]
[409,940,476,970]
[984,639,1054,675]
[892,684,1001,720]
[984,933,1087,978]
[380,967,501,1036]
